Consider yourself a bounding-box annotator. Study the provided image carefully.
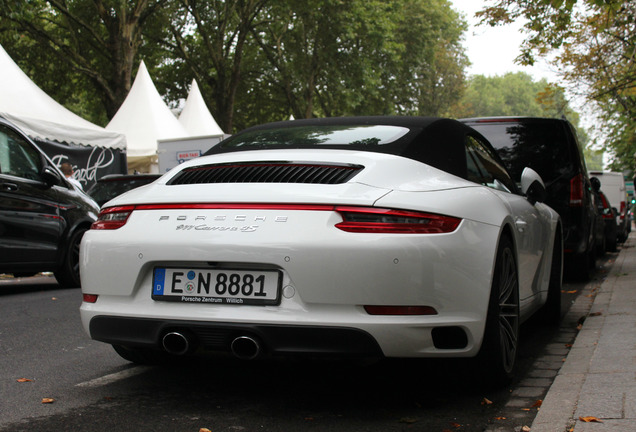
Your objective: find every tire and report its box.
[476,235,520,386]
[54,227,87,288]
[539,232,562,324]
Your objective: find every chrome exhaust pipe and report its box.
[230,335,261,360]
[162,331,191,355]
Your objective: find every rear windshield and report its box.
[469,121,575,183]
[207,125,412,153]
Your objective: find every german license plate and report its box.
[152,267,281,305]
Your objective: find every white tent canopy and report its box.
[0,44,126,149]
[106,61,187,172]
[179,79,224,137]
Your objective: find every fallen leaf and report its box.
[399,417,418,424]
[579,416,603,423]
[449,422,461,428]
[16,378,32,382]
[567,290,577,294]
[531,400,543,408]
[51,297,57,301]
[494,416,506,420]
[41,398,55,404]
[589,312,602,317]
[565,344,573,348]
[199,429,211,432]
[481,397,493,405]
[521,426,531,432]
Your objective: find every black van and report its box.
[461,117,598,280]
[0,117,99,287]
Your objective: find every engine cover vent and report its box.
[168,162,363,185]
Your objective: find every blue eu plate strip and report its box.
[154,268,166,295]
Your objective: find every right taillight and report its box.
[91,205,135,230]
[334,206,461,234]
[620,201,626,220]
[569,174,584,207]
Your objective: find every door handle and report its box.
[0,182,19,192]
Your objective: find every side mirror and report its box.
[521,167,546,205]
[41,166,62,187]
[590,176,601,192]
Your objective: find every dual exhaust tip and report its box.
[161,331,261,360]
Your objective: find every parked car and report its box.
[461,117,598,281]
[86,173,162,207]
[80,116,562,384]
[589,171,630,243]
[0,116,99,287]
[591,177,618,252]
[600,192,618,252]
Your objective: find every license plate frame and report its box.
[152,267,282,305]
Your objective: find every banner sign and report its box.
[35,139,127,190]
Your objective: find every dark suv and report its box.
[0,117,99,287]
[86,173,161,207]
[461,117,598,280]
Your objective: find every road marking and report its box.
[75,366,151,388]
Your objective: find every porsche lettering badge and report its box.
[159,214,288,233]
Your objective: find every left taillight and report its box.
[334,206,461,234]
[91,205,135,230]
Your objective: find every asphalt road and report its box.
[0,256,614,432]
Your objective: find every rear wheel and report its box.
[476,235,519,386]
[539,232,562,324]
[54,227,87,288]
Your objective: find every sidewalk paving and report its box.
[532,231,636,431]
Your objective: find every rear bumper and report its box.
[89,315,383,357]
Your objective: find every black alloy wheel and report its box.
[476,235,520,386]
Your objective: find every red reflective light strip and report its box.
[92,203,461,234]
[83,294,98,303]
[133,203,335,211]
[364,305,438,315]
[620,202,626,220]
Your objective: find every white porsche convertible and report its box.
[80,117,562,383]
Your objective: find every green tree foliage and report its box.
[477,0,635,173]
[584,146,604,171]
[0,0,171,124]
[158,0,268,132]
[453,72,557,117]
[0,0,470,133]
[451,71,589,148]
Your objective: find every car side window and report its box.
[0,124,42,180]
[465,135,516,193]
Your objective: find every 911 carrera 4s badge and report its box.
[175,224,259,232]
[152,267,281,305]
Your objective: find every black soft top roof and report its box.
[206,116,489,179]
